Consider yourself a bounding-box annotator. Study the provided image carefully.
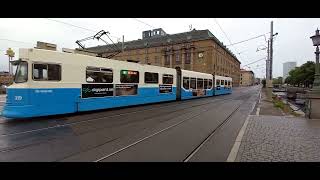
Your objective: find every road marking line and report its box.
[226,115,250,162]
[226,89,260,162]
[256,107,260,116]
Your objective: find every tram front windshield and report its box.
[14,61,28,83]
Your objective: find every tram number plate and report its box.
[159,84,172,93]
[81,84,114,98]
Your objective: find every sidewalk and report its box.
[232,88,320,162]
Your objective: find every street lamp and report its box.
[306,28,320,119]
[310,28,320,90]
[5,48,15,75]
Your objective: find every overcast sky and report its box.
[0,18,319,78]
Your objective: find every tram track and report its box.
[0,89,255,160]
[0,94,244,154]
[92,88,258,162]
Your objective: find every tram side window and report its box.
[204,79,208,89]
[221,80,224,86]
[163,74,173,84]
[225,80,228,86]
[183,77,190,89]
[208,79,213,89]
[86,67,113,83]
[145,72,159,83]
[33,64,61,81]
[120,70,139,83]
[197,78,204,89]
[216,79,220,86]
[190,78,196,89]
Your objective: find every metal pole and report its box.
[313,45,320,89]
[269,21,273,80]
[122,35,124,53]
[8,56,11,75]
[266,40,270,81]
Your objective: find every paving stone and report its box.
[236,116,320,162]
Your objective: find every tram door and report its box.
[175,67,182,100]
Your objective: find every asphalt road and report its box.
[0,86,260,161]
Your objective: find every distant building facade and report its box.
[240,69,255,86]
[0,71,13,85]
[283,61,297,82]
[81,28,241,86]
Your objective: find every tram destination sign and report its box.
[81,84,114,98]
[159,84,172,93]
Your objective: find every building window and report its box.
[164,55,170,65]
[33,63,61,81]
[185,51,191,64]
[163,74,173,84]
[144,72,159,84]
[155,56,160,64]
[176,52,180,64]
[120,70,139,83]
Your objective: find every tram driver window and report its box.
[86,67,113,83]
[183,77,190,89]
[33,64,61,81]
[163,74,173,84]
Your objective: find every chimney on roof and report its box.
[35,41,57,51]
[142,28,166,39]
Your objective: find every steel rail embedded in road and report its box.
[92,92,255,162]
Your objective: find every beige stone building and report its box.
[240,69,255,86]
[80,28,241,86]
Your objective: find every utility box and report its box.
[35,41,57,51]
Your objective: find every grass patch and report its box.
[272,96,302,116]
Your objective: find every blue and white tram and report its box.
[2,48,232,118]
[214,75,232,95]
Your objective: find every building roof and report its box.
[240,69,254,74]
[82,29,241,64]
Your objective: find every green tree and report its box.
[273,76,283,84]
[285,61,315,87]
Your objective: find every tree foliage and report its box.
[273,76,283,84]
[285,61,315,87]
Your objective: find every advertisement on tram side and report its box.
[159,84,172,93]
[115,84,138,96]
[192,89,206,96]
[81,84,114,98]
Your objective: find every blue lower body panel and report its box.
[181,89,213,100]
[2,87,176,118]
[214,88,232,95]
